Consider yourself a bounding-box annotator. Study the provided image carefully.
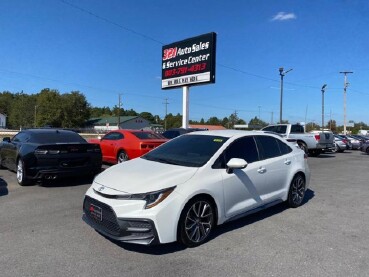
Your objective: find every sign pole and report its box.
[182,86,189,128]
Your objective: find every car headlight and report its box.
[130,186,176,209]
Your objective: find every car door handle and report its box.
[284,160,291,165]
[257,167,266,174]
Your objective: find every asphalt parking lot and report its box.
[1,151,368,277]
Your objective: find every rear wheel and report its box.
[16,159,30,186]
[297,142,308,154]
[178,197,215,247]
[287,174,306,208]
[366,147,369,154]
[117,150,129,163]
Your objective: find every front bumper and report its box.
[83,196,160,245]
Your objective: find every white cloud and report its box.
[271,12,297,21]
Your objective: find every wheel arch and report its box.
[116,148,129,159]
[176,193,219,240]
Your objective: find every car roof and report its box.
[184,129,279,139]
[23,128,76,134]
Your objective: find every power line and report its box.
[58,0,164,45]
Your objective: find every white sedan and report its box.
[83,130,310,247]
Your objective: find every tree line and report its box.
[1,89,368,133]
[0,89,248,130]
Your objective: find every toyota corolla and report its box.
[83,130,310,247]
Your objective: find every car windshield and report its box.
[132,132,165,139]
[29,131,87,144]
[142,134,228,167]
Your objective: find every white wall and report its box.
[0,114,6,128]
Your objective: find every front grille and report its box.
[83,196,121,236]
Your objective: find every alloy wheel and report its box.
[184,200,213,244]
[290,175,305,206]
[118,151,129,163]
[16,160,24,184]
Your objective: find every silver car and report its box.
[334,136,348,152]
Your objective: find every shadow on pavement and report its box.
[0,177,9,196]
[40,175,94,188]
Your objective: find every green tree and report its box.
[35,88,63,127]
[124,109,138,116]
[140,112,155,123]
[8,93,37,129]
[207,116,221,125]
[221,117,229,128]
[165,113,182,129]
[327,119,337,132]
[248,116,268,128]
[0,91,15,118]
[60,91,91,128]
[89,106,112,117]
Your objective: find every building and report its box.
[86,116,153,131]
[189,124,227,130]
[0,113,7,128]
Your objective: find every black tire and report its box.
[117,150,129,163]
[366,147,369,154]
[178,197,215,247]
[334,143,339,152]
[297,142,308,154]
[16,158,30,186]
[287,174,306,208]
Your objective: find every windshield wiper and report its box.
[142,156,181,165]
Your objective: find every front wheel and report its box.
[287,174,306,208]
[117,150,129,163]
[16,159,30,186]
[178,197,215,247]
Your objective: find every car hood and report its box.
[93,158,198,194]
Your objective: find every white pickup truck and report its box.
[261,124,335,157]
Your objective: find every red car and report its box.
[89,130,168,164]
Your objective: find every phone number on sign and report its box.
[164,63,206,77]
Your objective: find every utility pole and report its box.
[258,106,261,120]
[321,84,327,131]
[163,98,169,130]
[118,93,123,129]
[279,67,293,123]
[34,105,37,127]
[271,111,274,124]
[339,71,353,135]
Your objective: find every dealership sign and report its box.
[161,32,216,89]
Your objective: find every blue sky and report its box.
[1,0,369,126]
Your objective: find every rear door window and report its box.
[255,135,281,160]
[102,132,124,140]
[214,136,259,168]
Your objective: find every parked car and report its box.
[351,134,369,144]
[261,124,334,157]
[340,134,361,150]
[335,134,352,149]
[89,130,168,164]
[333,135,349,152]
[83,130,310,247]
[0,128,102,186]
[162,128,206,139]
[360,141,369,154]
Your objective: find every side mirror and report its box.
[226,158,248,174]
[2,137,11,143]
